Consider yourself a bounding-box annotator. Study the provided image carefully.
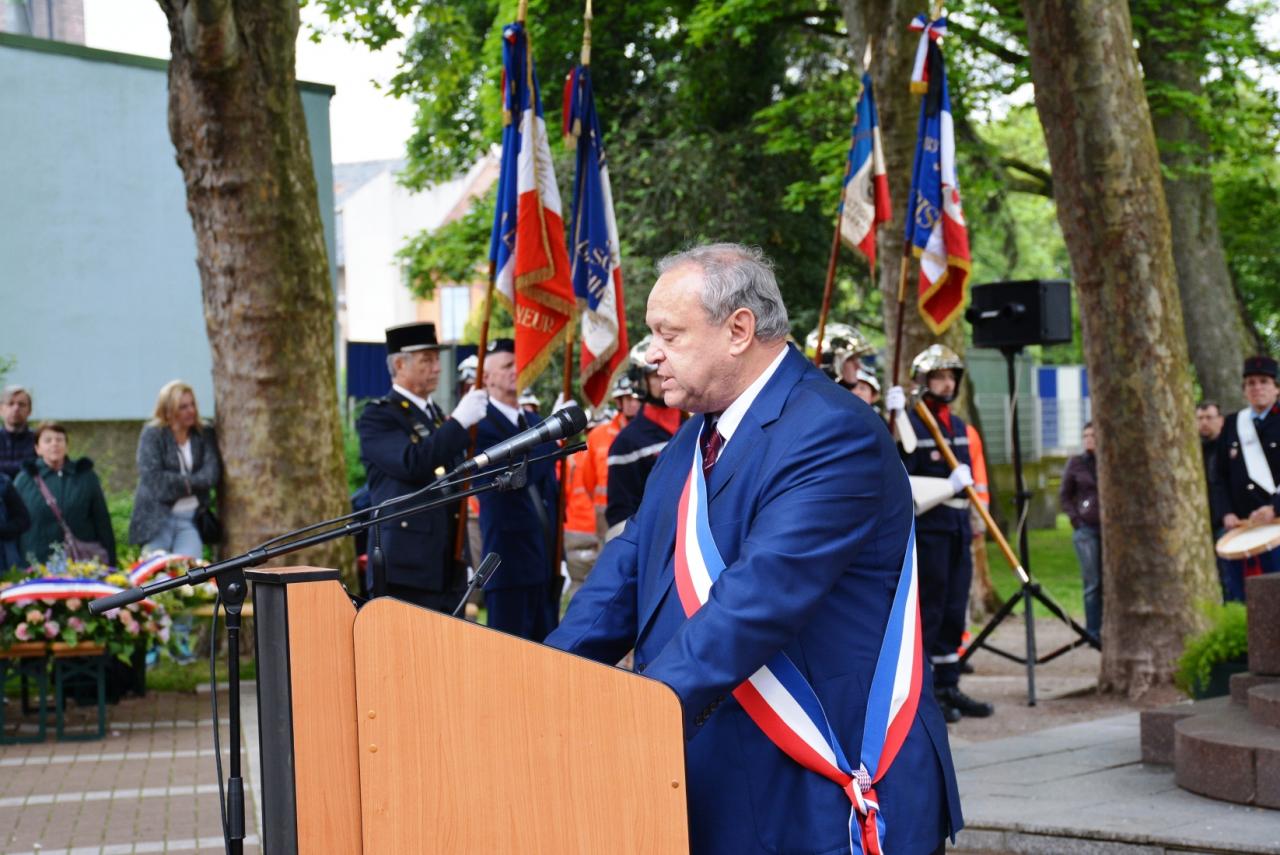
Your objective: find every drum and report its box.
[1215,521,1280,561]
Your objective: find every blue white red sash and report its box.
[129,552,194,587]
[0,578,156,612]
[673,434,923,855]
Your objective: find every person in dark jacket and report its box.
[1198,401,1236,602]
[474,339,561,641]
[605,336,682,535]
[1060,422,1102,639]
[1210,355,1280,600]
[0,472,31,570]
[0,386,35,480]
[356,322,488,611]
[14,422,116,566]
[128,381,221,556]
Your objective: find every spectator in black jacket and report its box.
[0,472,31,570]
[0,386,35,480]
[1197,401,1235,602]
[1060,422,1101,640]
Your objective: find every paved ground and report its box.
[0,610,1274,854]
[1,682,260,854]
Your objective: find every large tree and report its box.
[1133,0,1262,408]
[1020,0,1217,695]
[161,0,353,574]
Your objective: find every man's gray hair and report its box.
[657,243,790,340]
[386,353,406,378]
[1,385,30,406]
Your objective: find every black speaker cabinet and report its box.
[966,279,1073,349]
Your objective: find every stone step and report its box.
[1249,683,1280,729]
[1231,671,1280,705]
[1174,701,1280,808]
[1246,574,1280,676]
[1139,695,1230,765]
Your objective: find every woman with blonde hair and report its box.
[128,381,221,556]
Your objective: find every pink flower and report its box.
[158,626,171,643]
[144,621,157,634]
[68,617,85,632]
[65,598,82,612]
[124,622,140,636]
[14,623,31,641]
[44,609,53,622]
[43,621,60,639]
[25,609,43,624]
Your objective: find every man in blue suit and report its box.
[475,339,561,641]
[546,244,960,855]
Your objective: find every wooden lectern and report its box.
[248,567,689,854]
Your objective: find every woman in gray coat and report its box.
[128,381,220,556]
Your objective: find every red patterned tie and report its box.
[701,418,723,478]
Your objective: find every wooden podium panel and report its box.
[353,598,689,854]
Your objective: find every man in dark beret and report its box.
[357,322,490,611]
[1211,355,1280,600]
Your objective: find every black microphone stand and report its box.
[87,443,581,854]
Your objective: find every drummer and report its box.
[1211,355,1280,600]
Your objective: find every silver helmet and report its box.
[911,344,965,399]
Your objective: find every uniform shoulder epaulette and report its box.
[367,396,392,406]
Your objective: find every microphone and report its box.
[450,404,587,477]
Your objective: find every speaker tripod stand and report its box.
[956,345,1098,706]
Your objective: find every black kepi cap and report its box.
[487,337,515,355]
[1243,355,1278,379]
[386,322,442,354]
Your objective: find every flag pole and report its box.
[550,0,593,610]
[812,180,847,370]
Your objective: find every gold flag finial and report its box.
[581,0,593,66]
[518,0,528,24]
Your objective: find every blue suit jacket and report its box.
[475,404,561,591]
[546,346,961,855]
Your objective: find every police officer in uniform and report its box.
[356,322,490,611]
[900,344,993,722]
[1212,355,1280,599]
[604,336,683,536]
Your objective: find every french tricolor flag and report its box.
[564,64,628,407]
[905,16,971,335]
[489,22,576,390]
[839,73,893,268]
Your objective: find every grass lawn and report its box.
[985,513,1086,620]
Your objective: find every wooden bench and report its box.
[1,641,108,743]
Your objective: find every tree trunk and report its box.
[1136,33,1259,410]
[843,0,966,389]
[162,1,353,576]
[1020,0,1217,696]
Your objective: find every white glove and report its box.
[948,463,974,495]
[552,393,575,414]
[450,389,489,428]
[885,385,906,413]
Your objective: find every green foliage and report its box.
[343,406,367,494]
[1175,601,1248,697]
[108,492,142,568]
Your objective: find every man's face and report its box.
[620,396,642,419]
[644,265,738,414]
[1244,374,1279,412]
[1082,426,1096,453]
[395,350,440,398]
[2,392,31,431]
[484,352,518,401]
[839,357,861,384]
[926,369,957,401]
[1196,406,1224,440]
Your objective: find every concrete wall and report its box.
[0,32,336,424]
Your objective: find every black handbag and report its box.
[195,505,223,544]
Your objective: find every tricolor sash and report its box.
[673,434,923,855]
[1237,409,1277,495]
